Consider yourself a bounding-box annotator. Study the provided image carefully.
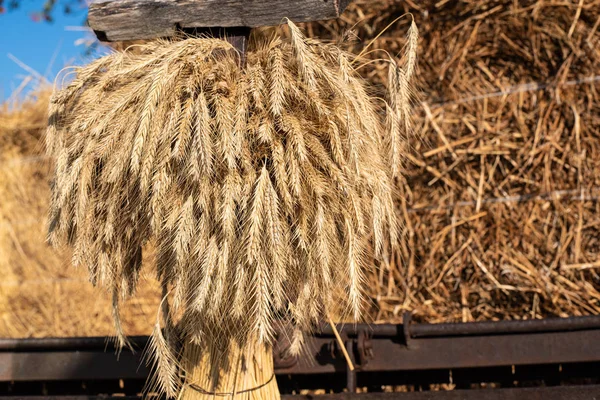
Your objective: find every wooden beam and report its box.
[88,0,353,42]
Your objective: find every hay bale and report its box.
[0,89,160,338]
[313,0,600,322]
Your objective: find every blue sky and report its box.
[0,2,103,100]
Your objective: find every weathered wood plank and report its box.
[89,0,353,42]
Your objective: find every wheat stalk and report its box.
[47,21,416,398]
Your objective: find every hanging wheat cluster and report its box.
[46,20,417,399]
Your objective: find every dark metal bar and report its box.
[364,330,600,372]
[0,351,148,381]
[408,314,600,338]
[276,329,600,375]
[3,315,597,353]
[2,316,600,382]
[346,339,357,392]
[3,385,600,399]
[0,336,147,352]
[318,324,399,338]
[283,385,600,399]
[0,398,141,400]
[3,328,597,381]
[318,315,600,339]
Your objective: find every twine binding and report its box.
[188,373,276,396]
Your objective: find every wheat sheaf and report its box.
[47,20,417,397]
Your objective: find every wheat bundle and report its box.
[47,20,416,398]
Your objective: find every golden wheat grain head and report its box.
[47,21,415,397]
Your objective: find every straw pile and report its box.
[0,89,160,338]
[310,0,600,322]
[45,21,415,398]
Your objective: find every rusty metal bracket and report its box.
[356,327,374,367]
[403,312,414,348]
[345,337,357,392]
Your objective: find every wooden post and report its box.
[88,0,352,42]
[88,0,353,65]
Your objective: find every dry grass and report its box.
[0,89,160,338]
[312,0,600,323]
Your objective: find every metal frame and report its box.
[1,315,600,398]
[3,388,600,400]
